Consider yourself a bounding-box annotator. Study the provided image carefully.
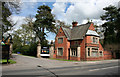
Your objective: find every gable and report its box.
[88,23,95,31]
[56,27,66,37]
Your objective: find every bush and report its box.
[13,46,22,53]
[13,42,37,57]
[28,42,37,57]
[21,45,29,55]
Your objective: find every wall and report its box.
[80,37,86,60]
[88,23,95,31]
[103,51,112,60]
[54,27,70,60]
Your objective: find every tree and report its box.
[100,5,120,52]
[1,1,20,36]
[54,20,72,34]
[115,7,120,43]
[33,5,56,44]
[12,30,22,53]
[100,5,119,45]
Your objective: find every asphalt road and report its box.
[2,54,120,77]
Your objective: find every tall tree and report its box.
[115,7,120,43]
[33,5,56,44]
[100,5,119,45]
[1,1,20,36]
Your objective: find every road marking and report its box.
[89,66,119,72]
[89,69,100,71]
[74,68,80,69]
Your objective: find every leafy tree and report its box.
[33,5,56,44]
[1,1,20,36]
[100,5,119,45]
[100,5,120,52]
[12,30,22,53]
[115,7,120,43]
[55,20,72,34]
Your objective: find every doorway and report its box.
[68,48,70,60]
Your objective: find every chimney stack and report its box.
[72,21,78,27]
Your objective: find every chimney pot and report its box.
[72,21,78,27]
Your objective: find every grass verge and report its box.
[0,59,16,64]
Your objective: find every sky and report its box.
[10,0,120,42]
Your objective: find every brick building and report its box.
[53,22,112,61]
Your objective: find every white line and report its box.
[74,68,80,69]
[89,69,100,71]
[89,66,119,72]
[101,66,119,70]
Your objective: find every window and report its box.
[58,48,63,56]
[71,48,77,56]
[91,48,98,57]
[93,37,98,44]
[99,51,103,56]
[88,48,90,56]
[74,41,78,45]
[58,38,63,43]
[93,37,96,43]
[96,38,98,43]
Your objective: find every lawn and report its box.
[0,59,16,64]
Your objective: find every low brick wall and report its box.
[86,57,104,61]
[70,56,80,61]
[104,51,112,60]
[56,56,68,60]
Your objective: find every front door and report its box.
[68,48,70,60]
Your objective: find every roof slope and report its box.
[61,23,98,40]
[70,23,90,40]
[62,27,71,40]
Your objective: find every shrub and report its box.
[28,42,37,57]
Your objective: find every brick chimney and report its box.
[72,21,78,27]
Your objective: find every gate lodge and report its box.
[53,22,112,61]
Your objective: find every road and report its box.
[2,54,120,77]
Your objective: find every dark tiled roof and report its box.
[61,23,91,40]
[62,27,71,40]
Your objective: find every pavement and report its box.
[2,54,120,77]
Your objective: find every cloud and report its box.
[52,0,120,25]
[52,2,67,20]
[10,15,26,30]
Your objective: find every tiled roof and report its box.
[61,23,99,40]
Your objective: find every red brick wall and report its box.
[86,57,104,61]
[103,51,112,60]
[54,27,70,60]
[70,57,80,61]
[88,23,95,31]
[86,36,92,43]
[80,37,86,60]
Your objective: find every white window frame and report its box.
[71,48,77,57]
[91,48,99,57]
[92,36,99,44]
[99,51,103,56]
[57,47,63,56]
[88,48,90,56]
[58,38,63,44]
